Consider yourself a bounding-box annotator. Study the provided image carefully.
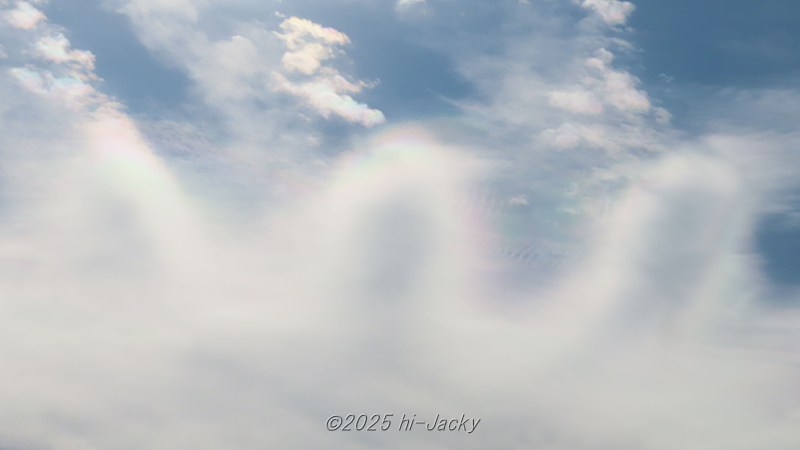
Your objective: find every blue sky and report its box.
[1,1,800,449]
[632,0,800,87]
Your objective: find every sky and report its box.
[1,1,799,449]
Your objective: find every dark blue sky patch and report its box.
[755,212,800,288]
[43,0,190,113]
[351,36,474,121]
[627,1,800,134]
[631,0,800,88]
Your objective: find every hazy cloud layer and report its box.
[0,1,798,450]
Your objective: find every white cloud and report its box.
[540,122,661,153]
[112,7,383,136]
[509,194,529,206]
[453,14,660,158]
[35,33,96,72]
[533,46,660,154]
[272,71,385,127]
[280,41,331,75]
[9,67,97,106]
[585,48,650,113]
[8,66,45,92]
[396,0,425,8]
[4,1,45,29]
[548,89,604,115]
[0,1,100,110]
[275,17,349,75]
[577,0,635,26]
[272,16,384,127]
[654,106,671,124]
[120,0,199,21]
[275,16,350,50]
[7,121,799,449]
[7,24,100,109]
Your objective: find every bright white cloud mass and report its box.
[1,1,799,449]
